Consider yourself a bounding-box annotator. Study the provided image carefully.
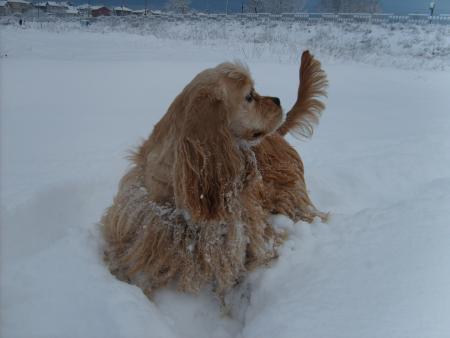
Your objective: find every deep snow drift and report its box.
[1,26,450,338]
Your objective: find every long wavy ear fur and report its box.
[277,50,328,138]
[174,94,243,223]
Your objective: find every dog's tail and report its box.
[277,51,328,138]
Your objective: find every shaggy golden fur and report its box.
[101,51,328,298]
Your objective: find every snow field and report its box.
[2,16,450,69]
[1,27,450,338]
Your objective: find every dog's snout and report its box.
[271,97,281,107]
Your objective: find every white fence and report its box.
[2,11,450,26]
[142,12,449,25]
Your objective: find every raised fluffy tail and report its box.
[277,50,328,138]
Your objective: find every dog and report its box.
[101,51,328,299]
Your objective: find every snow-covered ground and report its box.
[1,25,450,338]
[3,17,450,69]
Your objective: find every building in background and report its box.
[113,6,133,15]
[33,1,79,16]
[0,0,11,14]
[44,1,69,14]
[91,5,111,16]
[76,3,90,16]
[132,8,148,15]
[6,0,32,13]
[63,5,78,15]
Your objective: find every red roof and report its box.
[91,6,111,17]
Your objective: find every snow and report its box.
[65,7,78,14]
[1,23,450,338]
[45,1,68,7]
[6,0,30,4]
[113,6,133,11]
[90,5,106,11]
[76,3,91,10]
[3,16,450,70]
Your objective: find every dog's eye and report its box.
[245,93,253,103]
[252,131,264,139]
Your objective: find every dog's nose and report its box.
[271,97,281,107]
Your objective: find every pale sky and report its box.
[380,0,450,14]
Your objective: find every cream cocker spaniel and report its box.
[101,51,328,298]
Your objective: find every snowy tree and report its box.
[166,0,191,14]
[247,0,263,13]
[247,0,306,13]
[317,0,381,13]
[263,0,307,13]
[345,0,381,12]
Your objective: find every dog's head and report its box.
[214,62,283,143]
[173,62,282,222]
[176,62,283,143]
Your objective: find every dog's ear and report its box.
[174,91,243,223]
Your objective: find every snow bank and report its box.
[1,29,450,338]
